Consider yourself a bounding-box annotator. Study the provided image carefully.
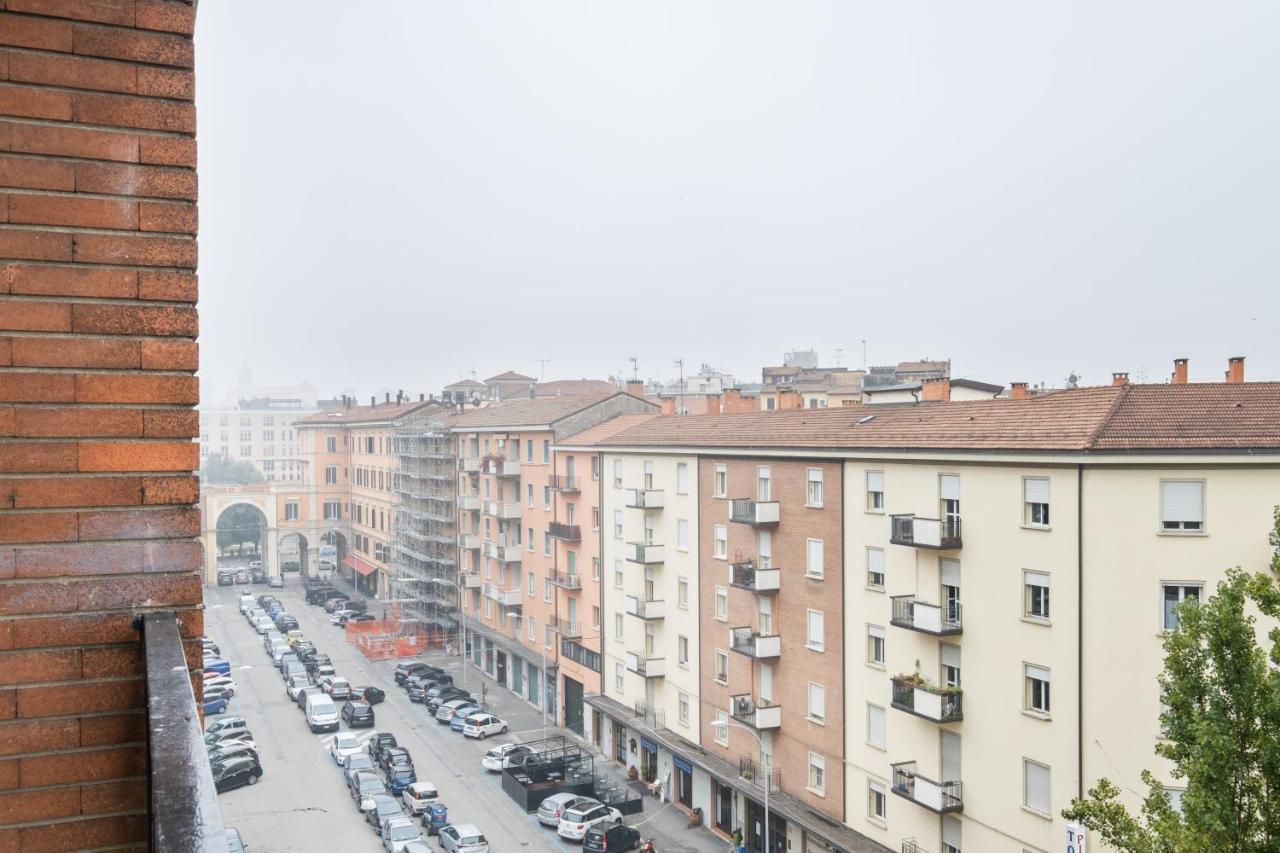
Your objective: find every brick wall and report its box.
[0,2,200,849]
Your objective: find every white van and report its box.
[305,693,339,733]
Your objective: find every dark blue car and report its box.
[203,658,231,675]
[204,693,228,715]
[386,765,417,795]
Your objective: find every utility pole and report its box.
[537,359,550,384]
[674,359,684,416]
[628,356,638,380]
[861,340,868,370]
[835,348,844,367]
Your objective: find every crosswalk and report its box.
[316,727,377,753]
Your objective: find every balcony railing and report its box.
[625,595,665,620]
[891,761,963,813]
[891,676,964,724]
[482,538,522,564]
[730,694,782,730]
[729,626,781,659]
[480,499,521,520]
[890,514,962,549]
[729,499,780,526]
[548,522,581,542]
[548,615,582,638]
[633,700,666,730]
[482,582,523,607]
[457,494,481,511]
[549,571,582,590]
[141,612,228,850]
[548,474,580,493]
[626,542,664,565]
[480,456,520,477]
[625,488,664,510]
[625,652,666,678]
[738,756,781,793]
[457,457,481,473]
[890,595,962,636]
[561,639,601,673]
[461,571,482,589]
[457,532,480,551]
[902,841,932,853]
[729,559,780,594]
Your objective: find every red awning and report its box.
[343,555,378,577]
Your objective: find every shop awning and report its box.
[343,555,378,577]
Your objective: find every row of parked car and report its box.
[303,581,377,626]
[391,660,509,738]
[216,560,285,587]
[201,638,265,800]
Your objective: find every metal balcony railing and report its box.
[729,626,781,659]
[625,488,664,510]
[626,542,664,564]
[548,616,582,638]
[730,694,782,730]
[737,756,781,793]
[633,701,666,730]
[625,652,666,678]
[480,456,520,477]
[891,761,963,813]
[729,499,780,526]
[890,595,962,635]
[890,676,964,724]
[729,559,781,594]
[890,514,962,549]
[549,571,582,590]
[548,474,580,493]
[548,522,581,542]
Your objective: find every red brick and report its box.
[0,339,9,366]
[81,647,141,679]
[0,574,201,617]
[5,122,139,164]
[0,194,6,223]
[0,14,74,52]
[74,161,195,199]
[0,650,81,686]
[138,199,196,234]
[0,550,13,581]
[2,264,137,299]
[80,779,144,814]
[10,337,140,369]
[5,0,136,27]
[12,408,142,438]
[10,614,137,650]
[72,92,196,133]
[79,440,198,473]
[135,0,196,36]
[1,477,143,510]
[143,539,199,572]
[0,789,79,826]
[0,443,78,474]
[17,679,141,717]
[141,408,196,438]
[0,84,72,121]
[0,300,71,332]
[77,506,199,540]
[140,475,196,505]
[135,269,194,301]
[18,813,147,852]
[72,232,196,267]
[0,719,80,757]
[6,194,138,230]
[0,229,72,262]
[71,24,192,68]
[0,156,76,192]
[70,303,195,336]
[0,693,12,720]
[0,408,12,438]
[0,760,15,791]
[6,51,136,94]
[75,374,198,404]
[137,135,194,167]
[0,372,76,403]
[14,542,144,579]
[136,66,193,100]
[139,339,196,370]
[0,512,80,545]
[79,712,144,747]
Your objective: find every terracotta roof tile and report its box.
[296,400,438,426]
[450,393,621,429]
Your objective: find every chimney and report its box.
[625,380,645,397]
[419,393,425,402]
[659,398,676,416]
[1010,382,1029,400]
[1171,358,1188,385]
[705,393,721,414]
[370,395,376,406]
[921,377,951,402]
[384,392,391,404]
[1111,372,1129,387]
[1227,356,1245,384]
[778,389,802,411]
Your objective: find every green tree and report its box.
[1063,508,1280,852]
[215,503,266,554]
[200,453,264,485]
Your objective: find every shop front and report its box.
[672,754,694,810]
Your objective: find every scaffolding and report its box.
[391,409,460,649]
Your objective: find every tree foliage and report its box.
[1063,507,1280,852]
[200,453,264,485]
[215,503,266,554]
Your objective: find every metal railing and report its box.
[890,676,964,723]
[890,761,963,813]
[548,522,581,542]
[633,700,666,731]
[547,615,582,638]
[738,756,781,793]
[729,626,780,658]
[729,498,780,525]
[890,514,962,549]
[549,570,582,590]
[548,474,580,492]
[729,559,781,593]
[890,595,962,635]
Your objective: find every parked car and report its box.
[385,765,418,796]
[304,693,340,733]
[425,686,470,713]
[281,559,300,572]
[210,743,259,767]
[583,823,641,852]
[238,594,255,614]
[352,686,385,705]
[323,676,352,700]
[368,732,398,762]
[217,570,235,586]
[331,609,356,625]
[256,594,278,608]
[382,815,424,853]
[225,827,247,853]
[364,793,406,835]
[350,770,388,807]
[345,612,376,623]
[330,732,364,765]
[285,629,306,646]
[251,567,267,584]
[296,685,323,711]
[448,705,481,733]
[203,693,229,715]
[537,793,597,828]
[323,597,351,613]
[204,730,255,751]
[268,575,284,588]
[306,586,340,605]
[203,658,231,676]
[401,781,439,816]
[275,614,299,631]
[285,674,310,700]
[252,617,273,635]
[212,756,262,793]
[249,560,262,571]
[204,674,236,697]
[438,823,489,853]
[379,747,413,774]
[480,743,527,772]
[342,700,375,728]
[234,568,250,584]
[461,714,507,739]
[393,661,433,685]
[206,716,249,737]
[344,752,376,784]
[434,699,473,724]
[557,803,623,841]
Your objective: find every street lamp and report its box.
[710,718,769,853]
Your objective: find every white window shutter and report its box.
[940,642,961,669]
[940,475,960,500]
[867,624,884,640]
[868,705,885,746]
[1026,664,1051,683]
[808,539,824,573]
[1161,481,1204,523]
[942,816,962,848]
[939,558,961,586]
[1024,477,1050,504]
[867,471,885,492]
[1025,760,1050,813]
[867,548,885,573]
[1025,571,1050,588]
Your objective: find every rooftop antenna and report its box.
[537,359,550,383]
[861,340,868,370]
[834,347,844,367]
[628,356,638,380]
[674,358,685,416]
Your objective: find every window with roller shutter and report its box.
[1161,480,1204,531]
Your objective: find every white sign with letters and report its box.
[1066,823,1087,853]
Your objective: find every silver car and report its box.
[537,793,597,828]
[438,823,489,853]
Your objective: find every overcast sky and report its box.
[194,2,1280,402]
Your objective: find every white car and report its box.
[401,781,439,815]
[438,823,489,853]
[557,803,622,841]
[330,733,363,764]
[461,714,507,739]
[480,743,525,772]
[381,816,423,853]
[238,594,255,614]
[330,609,356,625]
[206,716,249,737]
[537,792,597,827]
[286,674,312,700]
[204,674,236,696]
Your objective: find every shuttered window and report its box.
[867,704,885,748]
[806,468,824,507]
[1024,477,1050,525]
[866,471,885,511]
[807,539,824,578]
[1025,571,1051,619]
[1025,664,1051,714]
[807,610,825,651]
[1024,759,1051,815]
[808,683,825,722]
[867,624,884,664]
[866,547,885,588]
[1161,481,1204,531]
[940,475,961,501]
[940,558,961,586]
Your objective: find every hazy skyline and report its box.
[194,2,1280,402]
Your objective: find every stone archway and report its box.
[201,486,279,584]
[278,530,310,575]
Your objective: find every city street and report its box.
[204,577,719,853]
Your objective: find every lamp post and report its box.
[710,718,769,853]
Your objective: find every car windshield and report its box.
[335,735,358,749]
[389,824,418,840]
[359,777,382,792]
[391,768,415,780]
[460,834,485,844]
[347,756,373,770]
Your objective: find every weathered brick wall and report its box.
[0,2,200,849]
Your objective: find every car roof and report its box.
[408,782,437,793]
[450,823,482,834]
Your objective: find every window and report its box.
[866,470,885,511]
[615,663,625,691]
[542,440,550,463]
[806,538,824,578]
[285,501,298,521]
[614,613,624,639]
[714,586,728,621]
[806,468,824,507]
[757,531,771,569]
[714,710,729,745]
[807,753,825,795]
[325,465,337,485]
[868,780,887,822]
[613,459,622,488]
[676,462,688,494]
[543,532,551,556]
[1163,583,1202,630]
[592,456,600,481]
[808,682,825,723]
[807,610,825,651]
[526,483,534,507]
[1023,759,1051,816]
[544,579,552,602]
[713,525,727,559]
[1024,571,1050,620]
[714,650,728,683]
[866,703,885,748]
[1025,664,1051,716]
[713,464,727,498]
[867,547,885,588]
[526,439,534,463]
[678,692,690,724]
[1161,480,1204,531]
[592,507,600,530]
[677,519,689,551]
[641,460,654,490]
[527,572,535,597]
[677,576,689,609]
[326,436,336,453]
[1165,787,1185,816]
[867,625,885,665]
[1024,477,1050,526]
[592,557,600,580]
[323,500,340,520]
[527,527,534,552]
[528,616,536,641]
[543,486,551,510]
[757,466,771,501]
[678,635,689,666]
[613,560,623,589]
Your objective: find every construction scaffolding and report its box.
[390,408,460,650]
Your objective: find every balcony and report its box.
[549,571,582,590]
[548,615,582,638]
[482,582,523,607]
[633,700,666,730]
[729,626,781,660]
[626,652,666,679]
[738,756,781,793]
[457,457,481,473]
[890,514,962,549]
[730,694,782,730]
[625,595,665,621]
[625,488,664,510]
[461,571,482,589]
[457,533,480,551]
[457,494,481,511]
[729,559,780,594]
[891,676,964,724]
[480,456,520,477]
[548,522,581,542]
[143,612,230,849]
[890,595,961,636]
[548,474,580,493]
[626,542,664,565]
[482,538,522,564]
[891,761,963,813]
[481,499,521,520]
[729,499,780,526]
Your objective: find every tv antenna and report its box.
[628,357,638,380]
[537,359,550,383]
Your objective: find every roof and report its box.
[443,379,486,391]
[534,379,618,397]
[560,413,661,445]
[451,392,622,430]
[897,359,950,373]
[484,371,535,383]
[572,383,1280,453]
[951,378,1004,393]
[296,400,438,427]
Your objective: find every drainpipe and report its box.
[1077,464,1084,800]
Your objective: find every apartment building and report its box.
[199,396,316,481]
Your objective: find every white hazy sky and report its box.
[194,2,1280,401]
